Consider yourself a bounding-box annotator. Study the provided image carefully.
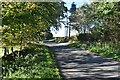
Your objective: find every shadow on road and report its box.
[44,40,120,80]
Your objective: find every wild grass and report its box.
[2,44,61,79]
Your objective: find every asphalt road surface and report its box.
[44,40,120,80]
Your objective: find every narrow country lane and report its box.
[44,40,120,80]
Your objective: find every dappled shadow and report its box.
[45,40,120,80]
[69,77,120,80]
[3,78,61,80]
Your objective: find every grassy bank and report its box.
[2,43,61,79]
[68,41,120,61]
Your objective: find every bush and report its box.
[68,41,81,48]
[45,32,53,40]
[69,35,78,41]
[77,33,100,42]
[54,37,68,43]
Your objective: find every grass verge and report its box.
[68,41,120,61]
[2,43,61,79]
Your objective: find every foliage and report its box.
[70,2,120,44]
[68,41,81,48]
[1,2,64,55]
[69,35,78,41]
[1,2,64,79]
[54,37,68,43]
[2,44,61,79]
[89,47,120,60]
[77,33,96,42]
[68,41,120,60]
[0,48,2,57]
[45,32,53,40]
[68,2,120,60]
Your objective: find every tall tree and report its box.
[1,2,64,55]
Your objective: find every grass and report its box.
[2,43,61,79]
[68,41,120,60]
[89,47,120,60]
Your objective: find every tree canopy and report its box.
[1,2,64,50]
[69,2,120,53]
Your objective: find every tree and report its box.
[1,2,64,55]
[70,2,120,50]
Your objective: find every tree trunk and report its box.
[3,47,7,56]
[20,36,23,50]
[11,47,13,53]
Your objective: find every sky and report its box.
[63,0,90,9]
[51,0,91,37]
